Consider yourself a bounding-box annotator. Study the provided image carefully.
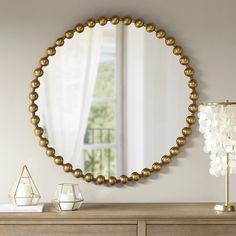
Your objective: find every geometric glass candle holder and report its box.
[9,165,41,206]
[52,183,84,211]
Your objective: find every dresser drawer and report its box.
[0,225,136,236]
[147,225,236,236]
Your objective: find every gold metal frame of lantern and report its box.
[29,16,198,186]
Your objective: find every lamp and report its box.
[198,100,236,212]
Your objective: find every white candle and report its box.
[15,184,33,206]
[59,193,74,211]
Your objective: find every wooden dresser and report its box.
[0,203,236,236]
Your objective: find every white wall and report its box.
[1,0,236,203]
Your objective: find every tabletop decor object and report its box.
[52,183,83,211]
[9,165,41,206]
[0,203,44,213]
[199,100,236,212]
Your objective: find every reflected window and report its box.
[83,25,122,177]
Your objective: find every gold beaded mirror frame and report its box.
[29,16,198,186]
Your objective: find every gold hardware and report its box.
[165,37,175,46]
[152,162,162,171]
[63,163,73,172]
[73,169,83,178]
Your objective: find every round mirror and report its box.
[29,16,198,185]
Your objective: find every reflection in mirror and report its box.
[36,22,189,178]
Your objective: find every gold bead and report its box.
[120,175,128,184]
[31,79,40,89]
[190,91,199,100]
[47,47,56,56]
[173,46,183,55]
[186,115,196,125]
[152,162,162,171]
[63,163,72,172]
[131,172,140,181]
[188,103,198,113]
[156,29,166,38]
[176,137,186,146]
[96,175,105,185]
[65,30,74,39]
[142,168,151,177]
[34,127,43,136]
[55,38,64,47]
[182,127,192,136]
[34,68,43,77]
[40,57,49,66]
[165,37,175,46]
[108,176,117,185]
[180,56,190,65]
[146,24,155,32]
[188,79,198,89]
[29,92,38,101]
[170,146,180,156]
[29,103,38,113]
[54,156,63,165]
[111,16,120,25]
[73,169,83,178]
[87,19,96,28]
[184,67,195,77]
[135,18,144,28]
[123,16,132,25]
[98,16,108,25]
[46,147,55,157]
[31,115,40,125]
[39,138,48,147]
[84,173,93,182]
[75,24,84,33]
[161,155,171,164]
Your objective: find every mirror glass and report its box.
[36,22,190,178]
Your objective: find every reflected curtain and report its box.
[37,28,103,168]
[123,26,187,175]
